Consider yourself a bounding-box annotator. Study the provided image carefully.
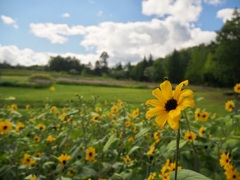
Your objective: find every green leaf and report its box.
[170,169,212,180]
[128,146,140,155]
[167,140,187,152]
[135,127,151,139]
[103,133,119,152]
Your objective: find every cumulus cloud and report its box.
[203,0,223,5]
[30,23,85,44]
[0,45,98,66]
[62,13,70,18]
[1,15,19,29]
[217,8,235,23]
[80,18,216,66]
[142,0,202,23]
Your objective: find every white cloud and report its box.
[142,0,202,23]
[80,18,216,66]
[30,23,85,44]
[0,45,99,67]
[62,13,70,18]
[1,15,19,29]
[217,8,235,23]
[203,0,223,5]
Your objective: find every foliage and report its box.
[0,82,239,179]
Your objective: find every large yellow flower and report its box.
[234,83,240,93]
[146,80,194,130]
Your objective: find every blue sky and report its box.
[0,0,239,67]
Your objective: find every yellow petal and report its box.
[178,89,193,103]
[160,80,172,100]
[174,80,188,100]
[179,98,195,110]
[167,113,180,130]
[155,112,168,128]
[146,107,163,120]
[146,99,164,107]
[152,88,167,103]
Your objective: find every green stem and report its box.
[174,128,180,180]
[184,111,199,172]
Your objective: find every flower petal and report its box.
[174,80,188,100]
[152,88,167,103]
[160,80,172,100]
[146,99,162,107]
[155,111,168,128]
[178,89,193,103]
[179,98,195,110]
[146,107,163,120]
[167,113,180,130]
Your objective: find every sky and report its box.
[0,0,239,67]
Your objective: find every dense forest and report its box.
[1,9,239,87]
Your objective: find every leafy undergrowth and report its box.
[0,85,239,180]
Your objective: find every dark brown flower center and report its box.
[165,99,177,112]
[63,160,66,164]
[3,126,8,130]
[89,152,93,157]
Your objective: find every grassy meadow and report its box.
[0,69,239,180]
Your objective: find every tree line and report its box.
[1,9,239,87]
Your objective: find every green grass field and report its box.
[0,69,233,116]
[0,82,232,116]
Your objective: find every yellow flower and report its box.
[225,100,235,112]
[128,137,134,143]
[147,145,155,155]
[46,135,56,142]
[26,104,30,110]
[199,126,205,138]
[0,120,12,134]
[60,113,67,121]
[67,169,76,177]
[50,86,55,91]
[123,155,131,164]
[86,147,96,162]
[111,105,119,114]
[58,154,71,168]
[146,80,194,130]
[16,122,25,132]
[21,154,36,167]
[153,131,160,140]
[225,168,239,180]
[37,123,46,131]
[234,83,240,93]
[132,108,139,118]
[92,114,100,121]
[184,131,197,142]
[201,111,210,122]
[148,172,156,180]
[194,109,201,121]
[124,121,131,127]
[220,152,231,168]
[34,135,41,142]
[30,175,36,180]
[34,152,41,157]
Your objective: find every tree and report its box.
[211,8,240,86]
[99,51,109,75]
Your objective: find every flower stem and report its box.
[184,111,199,172]
[174,128,180,180]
